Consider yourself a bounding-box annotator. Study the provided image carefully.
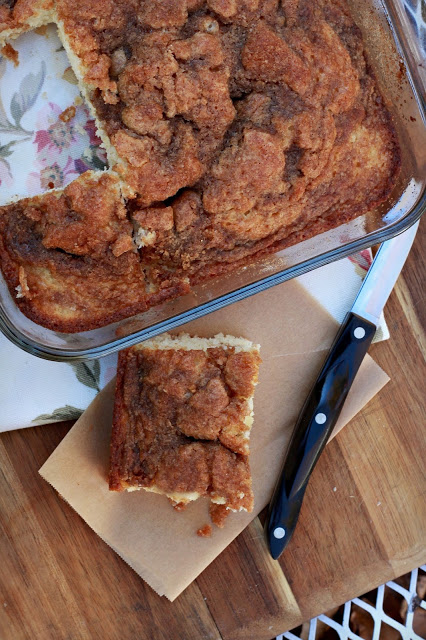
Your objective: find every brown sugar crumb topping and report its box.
[197,524,212,538]
[55,0,399,248]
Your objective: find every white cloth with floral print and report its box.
[0,27,388,432]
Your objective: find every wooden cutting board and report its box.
[0,225,424,640]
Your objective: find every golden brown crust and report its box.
[108,338,261,516]
[0,0,401,333]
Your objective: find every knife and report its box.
[266,221,420,560]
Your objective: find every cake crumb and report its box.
[59,106,76,123]
[171,501,187,512]
[197,524,212,538]
[210,503,229,528]
[1,44,19,66]
[34,25,48,36]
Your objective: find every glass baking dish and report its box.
[0,0,424,361]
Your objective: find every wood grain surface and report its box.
[0,223,425,640]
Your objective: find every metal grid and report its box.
[277,566,426,640]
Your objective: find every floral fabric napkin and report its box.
[0,26,388,432]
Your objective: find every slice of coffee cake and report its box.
[109,333,261,526]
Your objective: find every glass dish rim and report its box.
[0,0,424,362]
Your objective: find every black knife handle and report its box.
[266,312,376,559]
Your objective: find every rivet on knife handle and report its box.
[266,312,376,559]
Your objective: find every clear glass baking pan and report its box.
[0,0,424,361]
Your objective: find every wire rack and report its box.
[277,566,426,640]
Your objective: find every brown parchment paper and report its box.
[39,279,389,601]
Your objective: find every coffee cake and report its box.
[109,333,261,526]
[0,0,400,332]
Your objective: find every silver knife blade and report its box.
[351,222,419,326]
